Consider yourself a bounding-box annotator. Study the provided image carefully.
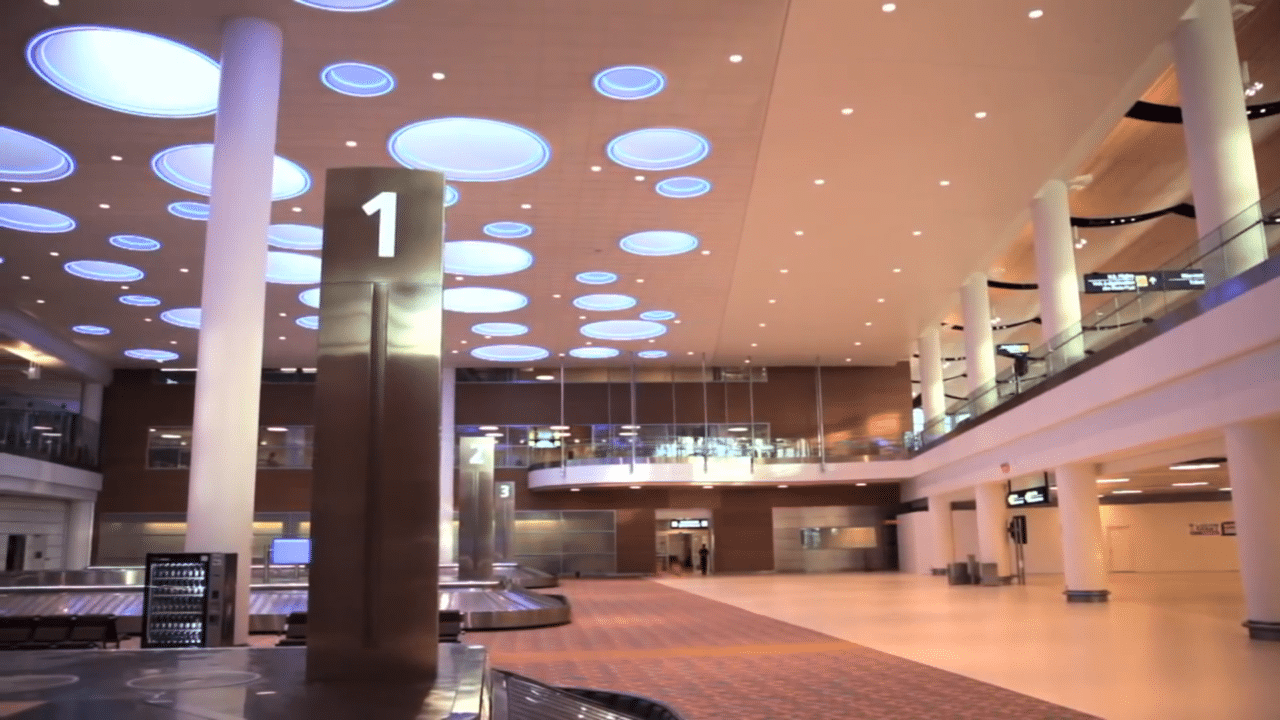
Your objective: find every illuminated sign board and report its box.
[1006,487,1050,507]
[669,519,709,529]
[997,343,1031,356]
[1083,270,1204,294]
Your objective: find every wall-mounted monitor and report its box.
[270,538,311,565]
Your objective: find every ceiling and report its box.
[0,0,1267,375]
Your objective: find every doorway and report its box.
[5,535,26,572]
[654,511,714,576]
[1107,526,1135,572]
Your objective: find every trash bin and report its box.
[947,562,971,585]
[979,562,1002,586]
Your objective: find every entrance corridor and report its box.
[655,572,1280,720]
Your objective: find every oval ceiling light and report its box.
[64,259,144,282]
[471,344,550,362]
[637,349,668,359]
[639,310,676,321]
[319,61,395,97]
[125,348,179,362]
[294,0,396,10]
[72,324,110,335]
[0,203,76,233]
[569,346,620,359]
[654,176,711,199]
[167,201,210,221]
[152,144,311,200]
[268,224,323,251]
[575,271,618,285]
[592,66,666,100]
[482,221,533,239]
[581,319,667,340]
[619,230,699,256]
[109,234,162,251]
[298,287,320,308]
[573,294,636,312]
[119,294,161,307]
[444,240,533,276]
[159,307,201,329]
[471,322,528,337]
[444,185,459,207]
[296,315,320,330]
[26,26,219,118]
[0,127,75,183]
[388,118,551,182]
[443,287,529,313]
[266,251,322,284]
[606,128,709,171]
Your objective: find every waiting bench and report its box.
[0,615,121,650]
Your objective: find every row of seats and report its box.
[275,610,465,647]
[0,615,121,650]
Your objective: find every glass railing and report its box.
[0,407,100,469]
[917,188,1280,448]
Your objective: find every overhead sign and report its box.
[1221,521,1236,536]
[1189,523,1222,536]
[1007,487,1050,507]
[1083,270,1204,294]
[669,519,709,529]
[997,343,1030,357]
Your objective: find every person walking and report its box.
[698,544,710,575]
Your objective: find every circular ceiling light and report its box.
[619,230,699,256]
[125,348,179,362]
[0,203,76,233]
[569,346,620,359]
[296,315,319,330]
[160,307,201,329]
[654,176,711,199]
[167,201,210,221]
[581,320,667,340]
[299,287,320,308]
[606,128,709,171]
[268,224,323,251]
[0,127,75,183]
[26,26,219,118]
[444,240,533,276]
[575,271,618,285]
[639,310,676,321]
[266,251,322,284]
[388,118,551,182]
[152,144,311,200]
[471,322,528,336]
[72,324,110,335]
[637,349,667,359]
[592,66,666,100]
[573,294,636,312]
[64,260,144,282]
[319,61,395,97]
[482,221,533,239]
[109,234,162,251]
[471,344,550,362]
[294,0,396,10]
[443,287,529,313]
[444,185,459,207]
[119,294,161,307]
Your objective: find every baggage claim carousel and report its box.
[0,563,569,636]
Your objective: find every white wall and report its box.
[1099,502,1238,572]
[952,509,978,561]
[895,511,930,575]
[0,495,68,570]
[1016,506,1065,574]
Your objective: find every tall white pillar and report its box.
[439,367,457,565]
[79,383,103,424]
[1055,463,1109,602]
[960,273,997,414]
[183,17,283,645]
[1173,0,1266,283]
[974,481,1012,580]
[1032,179,1085,369]
[64,500,94,570]
[1223,418,1280,640]
[927,494,954,575]
[918,327,946,439]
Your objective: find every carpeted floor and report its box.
[470,578,1102,720]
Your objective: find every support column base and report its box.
[1064,589,1110,603]
[930,568,948,576]
[1243,620,1280,641]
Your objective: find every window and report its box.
[146,426,313,469]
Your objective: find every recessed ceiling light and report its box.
[179,268,189,273]
[673,319,681,324]
[520,203,532,209]
[451,349,458,353]
[20,275,30,280]
[279,312,287,317]
[1097,478,1130,484]
[974,111,988,119]
[751,343,757,347]
[454,276,463,281]
[169,340,177,345]
[431,72,446,80]
[590,165,601,172]
[892,268,902,273]
[778,484,788,488]
[44,0,60,6]
[570,488,581,492]
[768,299,776,304]
[794,230,804,236]
[278,336,286,340]
[460,340,467,344]
[780,269,788,273]
[1112,489,1143,495]
[578,315,586,320]
[552,293,561,298]
[345,140,357,147]
[845,358,851,362]
[939,180,950,186]
[744,359,751,363]
[1171,481,1210,487]
[35,299,45,304]
[635,278,644,283]
[882,2,896,11]
[700,250,711,255]
[120,285,129,290]
[110,155,122,161]
[856,482,868,487]
[98,203,110,209]
[854,341,861,346]
[728,54,743,63]
[687,351,694,355]
[813,179,825,185]
[49,251,59,256]
[291,206,302,212]
[1028,9,1044,19]
[758,322,766,327]
[840,108,853,115]
[9,187,20,193]
[634,174,645,181]
[877,298,885,303]
[912,230,922,236]
[865,321,872,326]
[144,318,152,322]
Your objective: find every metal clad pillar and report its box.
[457,437,496,581]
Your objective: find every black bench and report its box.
[275,610,465,647]
[0,615,120,650]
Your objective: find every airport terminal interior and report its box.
[0,0,1278,718]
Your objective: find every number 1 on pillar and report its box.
[362,191,398,258]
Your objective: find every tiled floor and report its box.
[655,571,1280,720]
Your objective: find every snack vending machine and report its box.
[141,552,237,648]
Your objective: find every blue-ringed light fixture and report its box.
[471,345,549,362]
[655,176,711,199]
[294,0,396,11]
[167,201,210,221]
[152,144,311,200]
[593,66,666,100]
[388,118,551,182]
[72,325,110,335]
[444,241,533,277]
[483,221,533,239]
[65,260,144,282]
[580,320,667,341]
[296,316,320,330]
[607,128,709,171]
[119,294,161,307]
[569,347,620,359]
[26,26,220,118]
[573,294,636,312]
[637,350,668,359]
[0,203,76,233]
[443,287,528,314]
[619,230,699,256]
[125,348,179,362]
[320,62,395,97]
[299,288,320,309]
[160,307,201,329]
[268,224,323,251]
[267,252,322,284]
[471,322,528,337]
[0,127,75,183]
[444,185,459,207]
[639,310,676,321]
[575,271,617,285]
[109,234,162,252]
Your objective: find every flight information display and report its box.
[1083,270,1204,294]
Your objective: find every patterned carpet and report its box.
[472,579,1102,720]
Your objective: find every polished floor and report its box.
[654,571,1280,720]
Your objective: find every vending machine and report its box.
[141,552,237,648]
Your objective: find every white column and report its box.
[1173,0,1266,283]
[64,500,95,570]
[918,327,946,439]
[960,273,997,414]
[183,17,283,645]
[927,494,954,575]
[79,383,103,424]
[974,481,1012,580]
[1032,179,1085,369]
[1223,418,1280,640]
[439,367,457,565]
[1055,463,1109,602]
